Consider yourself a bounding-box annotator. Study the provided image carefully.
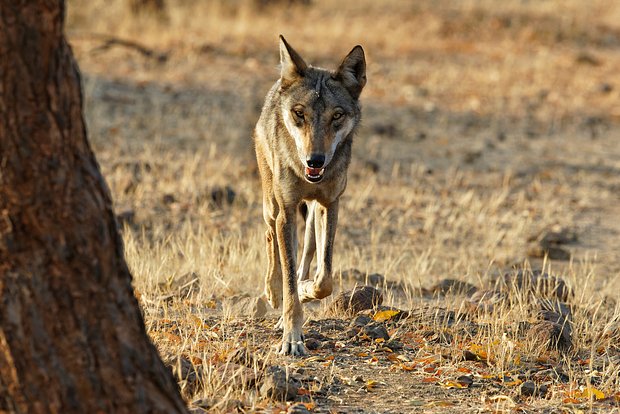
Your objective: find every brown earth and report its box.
[66,0,620,412]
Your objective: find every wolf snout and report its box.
[306,153,325,169]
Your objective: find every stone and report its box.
[326,286,382,316]
[527,226,576,261]
[527,245,571,261]
[349,314,372,327]
[157,271,200,299]
[287,403,311,414]
[210,185,236,208]
[227,347,255,367]
[162,193,176,205]
[260,365,301,401]
[537,298,572,321]
[407,305,461,326]
[116,208,136,227]
[499,270,571,301]
[431,278,478,296]
[361,322,390,341]
[340,268,385,286]
[520,381,537,397]
[305,337,321,351]
[222,295,268,319]
[216,362,257,388]
[467,289,507,313]
[527,320,572,351]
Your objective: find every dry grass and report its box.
[67,0,620,412]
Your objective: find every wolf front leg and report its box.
[276,205,306,356]
[263,199,283,310]
[299,200,337,302]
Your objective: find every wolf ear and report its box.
[335,45,366,99]
[279,35,307,85]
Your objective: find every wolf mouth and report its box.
[304,166,325,183]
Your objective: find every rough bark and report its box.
[0,2,187,413]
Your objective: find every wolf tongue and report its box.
[306,167,322,176]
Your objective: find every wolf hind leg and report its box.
[297,201,317,283]
[299,201,337,302]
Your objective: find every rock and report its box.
[575,52,601,66]
[208,361,258,390]
[157,272,200,299]
[189,397,216,412]
[260,365,301,401]
[466,289,507,313]
[305,337,321,351]
[527,320,572,351]
[349,314,372,327]
[227,347,256,367]
[519,380,548,397]
[165,355,202,394]
[421,329,453,345]
[287,403,311,414]
[162,193,176,205]
[116,208,136,227]
[537,298,572,321]
[431,278,478,296]
[216,362,257,388]
[372,123,398,137]
[527,226,576,261]
[519,381,537,397]
[326,286,382,316]
[407,305,461,327]
[463,150,482,164]
[222,295,268,319]
[462,350,479,361]
[340,268,385,287]
[498,270,571,301]
[527,245,571,261]
[456,375,474,388]
[210,185,236,208]
[538,226,578,246]
[361,322,390,341]
[598,82,613,94]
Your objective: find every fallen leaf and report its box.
[373,309,401,322]
[364,380,383,391]
[297,388,311,396]
[399,363,415,371]
[441,380,469,389]
[574,387,605,400]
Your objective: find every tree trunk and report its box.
[0,2,187,413]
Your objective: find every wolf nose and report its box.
[306,154,325,168]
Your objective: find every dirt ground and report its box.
[66,0,620,412]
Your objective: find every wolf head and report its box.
[278,35,366,183]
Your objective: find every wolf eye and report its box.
[293,109,305,120]
[332,112,344,120]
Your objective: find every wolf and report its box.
[253,35,366,355]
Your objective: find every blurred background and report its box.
[65,0,620,296]
[63,3,620,408]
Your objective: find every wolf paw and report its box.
[298,279,315,303]
[274,315,284,330]
[278,329,307,356]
